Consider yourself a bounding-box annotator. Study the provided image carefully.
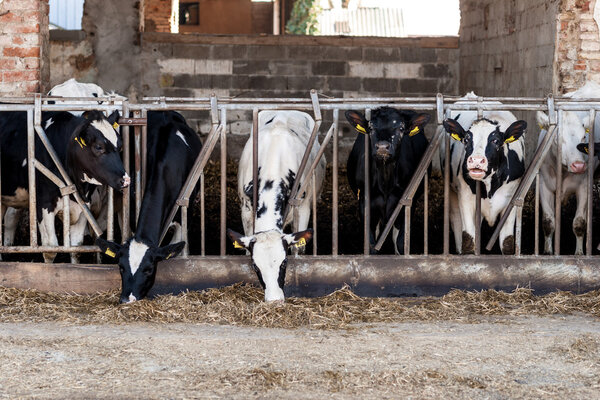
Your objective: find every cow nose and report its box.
[376,141,390,152]
[120,174,131,188]
[571,161,586,174]
[467,156,487,169]
[120,294,137,304]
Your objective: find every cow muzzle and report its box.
[570,161,586,174]
[120,293,137,304]
[467,156,488,180]
[120,174,131,189]
[375,141,392,161]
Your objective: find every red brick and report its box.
[3,47,39,58]
[15,24,40,34]
[24,57,40,70]
[0,59,17,70]
[0,11,22,23]
[574,61,587,70]
[3,70,40,82]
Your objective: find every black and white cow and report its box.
[441,94,527,254]
[47,78,125,116]
[0,109,130,262]
[345,107,431,254]
[96,110,202,303]
[536,81,600,255]
[227,110,325,302]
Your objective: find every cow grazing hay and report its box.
[0,284,598,328]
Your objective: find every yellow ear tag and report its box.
[295,238,307,248]
[357,189,360,199]
[105,249,116,258]
[74,137,84,148]
[409,126,420,136]
[504,136,517,144]
[165,252,174,260]
[582,145,589,154]
[233,241,244,249]
[586,128,590,133]
[450,133,461,141]
[113,122,120,130]
[80,138,86,146]
[355,124,367,134]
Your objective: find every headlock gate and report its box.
[1,92,600,297]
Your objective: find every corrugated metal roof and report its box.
[317,7,405,37]
[49,0,84,30]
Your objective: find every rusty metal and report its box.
[117,117,147,126]
[555,110,563,255]
[220,108,227,256]
[364,108,371,255]
[404,206,410,255]
[586,109,595,256]
[332,109,339,256]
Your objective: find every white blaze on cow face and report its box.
[128,239,150,276]
[538,111,590,174]
[175,131,189,147]
[465,119,497,180]
[45,118,53,129]
[82,173,103,185]
[251,231,287,302]
[90,119,119,148]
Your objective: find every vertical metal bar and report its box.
[182,205,189,257]
[535,174,540,256]
[28,107,37,246]
[252,108,259,234]
[475,181,481,255]
[134,110,142,224]
[0,142,3,246]
[332,108,339,256]
[363,108,371,255]
[424,173,428,255]
[443,121,451,255]
[63,196,70,248]
[515,206,523,256]
[404,206,410,255]
[586,109,595,256]
[555,109,563,255]
[107,187,114,241]
[312,171,317,256]
[121,102,131,242]
[200,172,205,256]
[220,108,227,256]
[141,108,148,197]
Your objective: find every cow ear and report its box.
[227,228,255,250]
[536,111,549,130]
[443,118,465,141]
[154,241,185,261]
[408,113,431,136]
[503,120,527,144]
[71,119,91,147]
[107,110,120,129]
[96,237,122,259]
[345,110,368,135]
[283,229,313,248]
[577,143,589,154]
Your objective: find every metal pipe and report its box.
[424,173,428,255]
[121,102,131,242]
[252,108,259,234]
[28,105,37,246]
[141,108,148,197]
[364,108,371,255]
[294,123,334,201]
[107,187,114,242]
[0,245,101,253]
[134,111,142,224]
[62,195,70,249]
[475,181,481,255]
[200,173,205,256]
[332,108,339,256]
[515,205,523,256]
[312,171,317,256]
[555,110,563,255]
[182,205,189,257]
[586,109,595,256]
[535,174,540,256]
[404,206,410,255]
[220,108,227,256]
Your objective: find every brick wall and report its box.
[0,0,49,96]
[556,0,600,93]
[144,0,173,33]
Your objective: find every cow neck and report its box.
[134,177,175,246]
[254,170,295,233]
[372,157,397,196]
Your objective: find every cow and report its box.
[96,110,202,303]
[441,94,527,254]
[0,109,130,262]
[536,81,600,255]
[227,110,325,302]
[344,107,431,254]
[47,78,125,116]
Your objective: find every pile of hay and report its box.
[0,284,598,328]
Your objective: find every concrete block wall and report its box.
[0,0,50,96]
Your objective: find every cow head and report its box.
[444,118,526,181]
[537,111,591,174]
[227,228,313,302]
[346,108,431,164]
[96,237,185,304]
[67,110,130,192]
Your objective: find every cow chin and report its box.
[468,168,487,180]
[375,153,392,163]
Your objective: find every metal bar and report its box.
[0,245,101,253]
[555,110,563,255]
[182,205,189,257]
[332,108,339,256]
[586,109,595,256]
[28,105,37,246]
[486,95,558,251]
[62,195,70,249]
[117,117,147,126]
[0,140,2,246]
[424,173,428,255]
[535,174,540,256]
[475,181,481,255]
[121,102,131,242]
[220,108,227,256]
[364,108,371,255]
[312,171,317,256]
[294,123,334,201]
[107,187,114,242]
[200,173,205,256]
[252,108,259,234]
[515,206,523,256]
[134,110,142,224]
[404,206,410,255]
[141,108,148,197]
[33,160,66,188]
[282,91,322,223]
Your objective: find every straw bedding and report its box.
[0,284,598,328]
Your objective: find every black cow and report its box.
[345,107,431,254]
[96,111,202,303]
[0,110,130,262]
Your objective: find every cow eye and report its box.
[94,144,104,152]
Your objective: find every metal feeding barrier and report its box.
[1,91,600,296]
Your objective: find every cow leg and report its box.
[38,208,58,263]
[68,206,89,264]
[393,209,406,255]
[449,190,463,253]
[168,222,183,244]
[539,180,555,255]
[3,206,19,247]
[498,207,517,255]
[457,192,476,254]
[572,181,588,255]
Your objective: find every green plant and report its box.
[285,0,320,35]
